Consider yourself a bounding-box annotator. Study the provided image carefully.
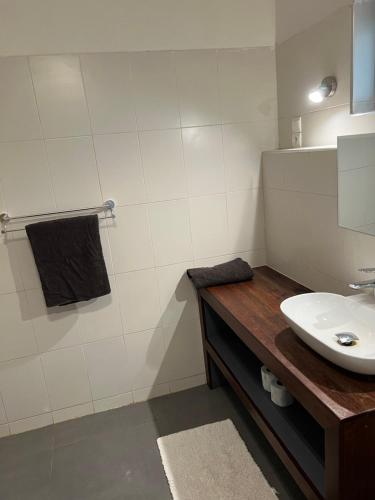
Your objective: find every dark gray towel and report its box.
[187,258,254,289]
[26,215,110,307]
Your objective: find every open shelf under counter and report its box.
[197,266,375,500]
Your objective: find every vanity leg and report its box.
[206,354,224,389]
[197,294,224,390]
[326,414,375,499]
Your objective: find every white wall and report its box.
[0,46,277,436]
[276,5,375,148]
[276,0,352,44]
[263,148,375,294]
[0,0,275,56]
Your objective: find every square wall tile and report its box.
[174,50,220,127]
[26,289,85,353]
[0,292,37,363]
[42,346,91,410]
[126,328,167,390]
[223,121,276,191]
[169,373,206,393]
[0,140,55,216]
[10,413,53,434]
[284,150,338,196]
[189,194,229,259]
[53,402,93,424]
[81,53,136,134]
[0,238,23,295]
[140,129,187,202]
[79,276,123,343]
[84,337,132,400]
[29,55,90,138]
[107,205,154,274]
[227,189,265,253]
[218,48,277,123]
[0,394,7,424]
[117,269,161,334]
[93,392,133,413]
[0,57,41,141]
[131,51,180,130]
[0,356,50,421]
[94,132,146,206]
[156,262,198,328]
[45,136,102,210]
[149,199,193,266]
[161,318,204,382]
[133,383,170,403]
[99,225,114,277]
[0,424,10,437]
[9,233,41,290]
[182,126,225,196]
[194,250,266,269]
[262,151,287,190]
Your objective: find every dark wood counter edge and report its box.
[198,267,375,428]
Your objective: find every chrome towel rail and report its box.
[0,199,116,234]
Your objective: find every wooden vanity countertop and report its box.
[199,266,375,427]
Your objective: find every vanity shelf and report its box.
[197,266,375,500]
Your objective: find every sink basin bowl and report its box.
[280,292,375,375]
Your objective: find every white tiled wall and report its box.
[0,48,276,436]
[276,5,375,148]
[263,148,375,294]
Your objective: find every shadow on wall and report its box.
[3,229,205,403]
[128,267,204,399]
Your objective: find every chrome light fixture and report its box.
[308,76,337,103]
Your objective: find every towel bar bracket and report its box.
[0,199,116,235]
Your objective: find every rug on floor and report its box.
[157,419,278,500]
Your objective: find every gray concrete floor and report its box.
[0,384,306,499]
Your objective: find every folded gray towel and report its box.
[187,258,254,289]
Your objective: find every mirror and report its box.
[338,133,375,235]
[352,0,375,115]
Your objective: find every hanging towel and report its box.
[26,215,111,307]
[187,258,254,289]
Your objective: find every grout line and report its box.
[0,45,276,61]
[0,118,278,145]
[80,345,96,409]
[38,354,55,417]
[26,56,58,216]
[278,101,351,122]
[0,392,9,425]
[0,243,264,298]
[264,186,337,198]
[78,55,106,207]
[178,119,195,261]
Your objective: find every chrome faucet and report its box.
[349,268,375,290]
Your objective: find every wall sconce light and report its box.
[308,76,337,103]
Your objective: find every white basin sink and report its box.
[280,292,375,375]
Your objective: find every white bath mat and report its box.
[157,419,278,500]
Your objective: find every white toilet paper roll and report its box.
[270,379,294,407]
[261,366,276,392]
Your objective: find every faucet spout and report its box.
[349,278,375,290]
[349,268,375,290]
